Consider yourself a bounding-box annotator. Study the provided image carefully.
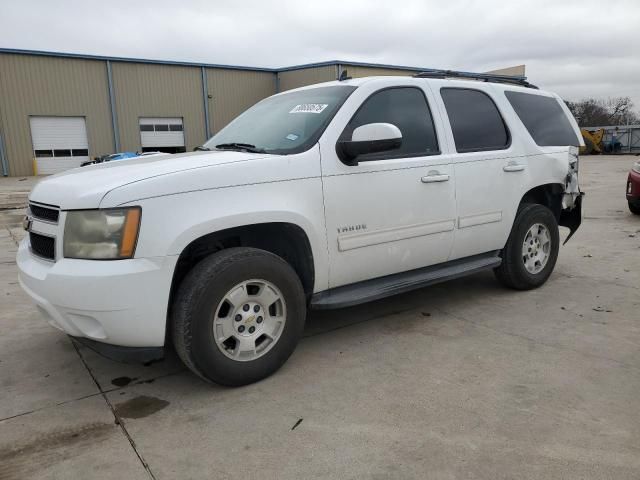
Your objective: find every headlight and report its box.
[633,161,640,174]
[64,207,141,259]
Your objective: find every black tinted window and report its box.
[441,88,510,152]
[505,91,579,146]
[341,87,439,160]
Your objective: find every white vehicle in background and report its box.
[18,71,583,386]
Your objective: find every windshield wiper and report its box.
[194,145,211,151]
[215,143,265,153]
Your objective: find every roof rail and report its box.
[413,69,538,89]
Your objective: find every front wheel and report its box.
[629,201,640,215]
[172,247,306,386]
[494,203,560,290]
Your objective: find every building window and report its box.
[154,124,169,132]
[72,149,89,156]
[34,150,53,157]
[140,124,154,132]
[169,124,183,132]
[53,149,72,157]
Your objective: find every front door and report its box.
[319,84,457,289]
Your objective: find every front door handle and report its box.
[421,171,450,183]
[503,162,526,172]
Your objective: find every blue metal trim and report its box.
[0,47,276,72]
[201,66,211,139]
[0,48,526,80]
[106,61,120,152]
[0,131,8,176]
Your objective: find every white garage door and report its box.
[30,116,89,175]
[139,117,185,152]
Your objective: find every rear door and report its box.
[431,85,526,260]
[320,82,457,288]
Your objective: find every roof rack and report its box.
[413,69,538,89]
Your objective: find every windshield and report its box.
[202,85,356,155]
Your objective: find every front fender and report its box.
[123,178,329,291]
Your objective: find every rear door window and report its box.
[441,88,510,153]
[505,91,579,146]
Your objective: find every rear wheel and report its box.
[629,201,640,215]
[494,203,560,290]
[172,247,306,386]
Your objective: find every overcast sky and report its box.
[1,0,639,109]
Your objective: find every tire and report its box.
[494,203,560,290]
[172,247,306,386]
[629,201,640,215]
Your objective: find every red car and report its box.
[628,160,640,215]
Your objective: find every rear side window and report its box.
[340,87,439,161]
[505,91,580,146]
[441,88,510,153]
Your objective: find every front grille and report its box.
[30,232,55,260]
[29,203,59,223]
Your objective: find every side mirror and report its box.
[337,123,402,165]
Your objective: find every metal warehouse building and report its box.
[0,48,525,177]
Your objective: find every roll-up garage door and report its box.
[30,116,89,175]
[139,117,185,153]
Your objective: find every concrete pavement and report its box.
[1,156,639,479]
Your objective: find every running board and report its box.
[310,252,502,310]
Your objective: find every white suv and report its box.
[18,72,583,386]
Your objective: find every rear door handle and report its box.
[421,171,450,183]
[503,162,525,172]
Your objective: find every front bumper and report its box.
[17,238,178,349]
[627,170,640,202]
[71,336,164,364]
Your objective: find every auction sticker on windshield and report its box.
[289,104,329,114]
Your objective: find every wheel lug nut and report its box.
[235,314,242,322]
[257,316,263,324]
[248,326,255,334]
[238,325,245,333]
[253,305,260,312]
[243,304,250,312]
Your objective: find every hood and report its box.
[28,150,269,210]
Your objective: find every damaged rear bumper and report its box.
[559,148,583,244]
[559,191,584,244]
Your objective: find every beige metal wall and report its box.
[111,62,206,151]
[344,65,416,78]
[206,69,275,134]
[277,66,336,92]
[0,53,114,176]
[0,52,528,177]
[486,65,526,77]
